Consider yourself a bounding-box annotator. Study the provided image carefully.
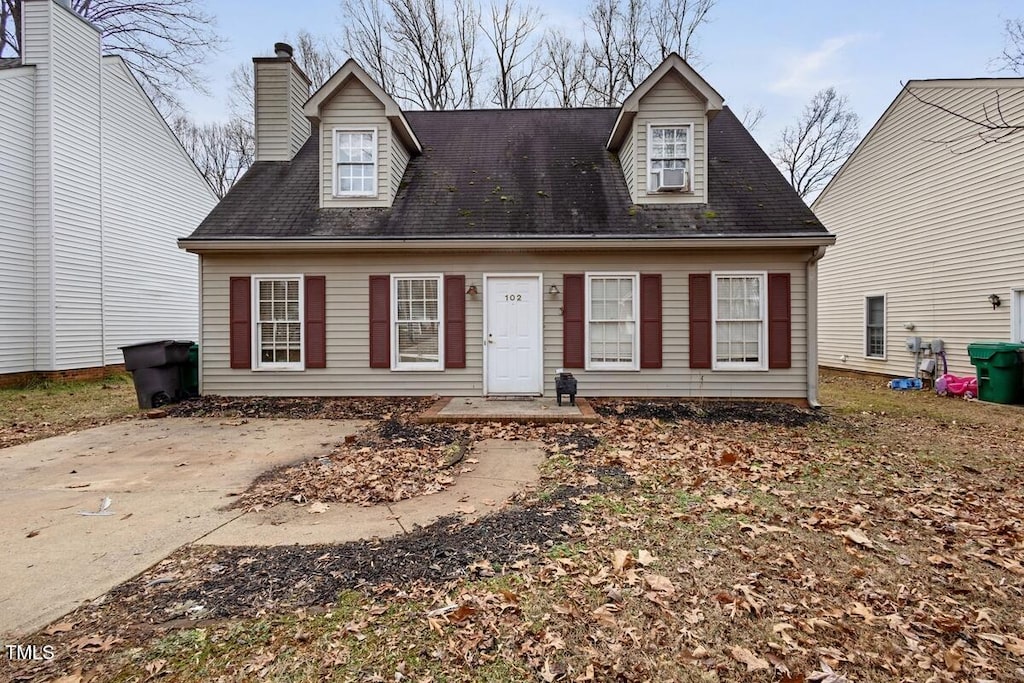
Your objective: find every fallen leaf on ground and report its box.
[730,646,769,671]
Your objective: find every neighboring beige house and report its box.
[0,0,217,383]
[814,79,1024,377]
[179,47,835,404]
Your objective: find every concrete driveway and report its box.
[0,417,364,639]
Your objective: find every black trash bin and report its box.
[120,340,194,409]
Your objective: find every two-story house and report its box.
[0,0,217,385]
[179,45,834,404]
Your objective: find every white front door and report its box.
[485,276,542,394]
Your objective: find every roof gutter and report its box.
[179,234,836,253]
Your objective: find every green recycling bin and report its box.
[967,342,1024,404]
[183,343,200,397]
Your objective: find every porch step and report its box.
[418,396,600,424]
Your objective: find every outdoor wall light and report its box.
[548,284,560,296]
[989,293,1001,309]
[466,284,479,296]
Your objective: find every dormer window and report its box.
[334,128,377,196]
[647,124,692,193]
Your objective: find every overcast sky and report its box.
[185,0,1022,152]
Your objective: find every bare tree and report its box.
[384,0,463,109]
[582,0,625,106]
[741,105,766,132]
[293,30,343,90]
[540,28,589,107]
[647,0,715,64]
[481,0,542,108]
[773,87,860,199]
[994,18,1024,74]
[342,0,397,94]
[171,115,253,198]
[0,0,221,111]
[453,0,484,107]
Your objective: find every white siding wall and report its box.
[99,57,216,362]
[22,1,54,370]
[814,84,1024,377]
[0,69,37,373]
[200,249,809,399]
[634,72,706,204]
[43,2,104,370]
[319,79,391,208]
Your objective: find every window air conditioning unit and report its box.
[655,168,688,192]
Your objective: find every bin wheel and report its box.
[151,391,171,408]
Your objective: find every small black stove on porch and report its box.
[555,371,578,406]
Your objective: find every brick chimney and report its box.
[253,42,312,162]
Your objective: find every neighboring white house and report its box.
[813,79,1024,378]
[0,0,217,381]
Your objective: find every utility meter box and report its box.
[931,339,945,354]
[906,336,923,353]
[920,358,936,374]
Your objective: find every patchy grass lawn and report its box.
[4,374,1024,682]
[0,373,138,448]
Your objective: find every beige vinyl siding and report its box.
[254,60,309,162]
[47,3,104,370]
[200,249,809,398]
[634,71,706,204]
[0,69,37,373]
[288,66,312,154]
[618,125,636,203]
[814,83,1024,377]
[389,132,411,202]
[320,79,390,208]
[98,57,216,363]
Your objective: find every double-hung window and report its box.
[865,295,886,358]
[648,124,692,192]
[586,273,639,370]
[254,275,303,370]
[334,129,376,196]
[392,275,443,370]
[712,272,766,370]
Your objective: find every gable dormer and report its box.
[302,60,421,209]
[607,54,724,205]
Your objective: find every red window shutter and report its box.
[768,273,792,369]
[305,276,327,368]
[689,273,712,369]
[563,274,585,368]
[444,274,466,368]
[639,274,662,368]
[368,275,390,368]
[229,277,251,369]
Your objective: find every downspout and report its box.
[806,246,827,408]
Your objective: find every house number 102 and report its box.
[504,294,522,301]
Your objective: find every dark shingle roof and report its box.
[188,106,827,240]
[0,58,22,69]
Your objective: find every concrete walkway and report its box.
[198,439,546,546]
[0,418,364,639]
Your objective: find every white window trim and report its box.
[251,274,305,372]
[390,273,445,372]
[333,126,378,198]
[585,272,640,371]
[646,121,694,194]
[711,271,768,371]
[1012,287,1024,344]
[864,293,887,360]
